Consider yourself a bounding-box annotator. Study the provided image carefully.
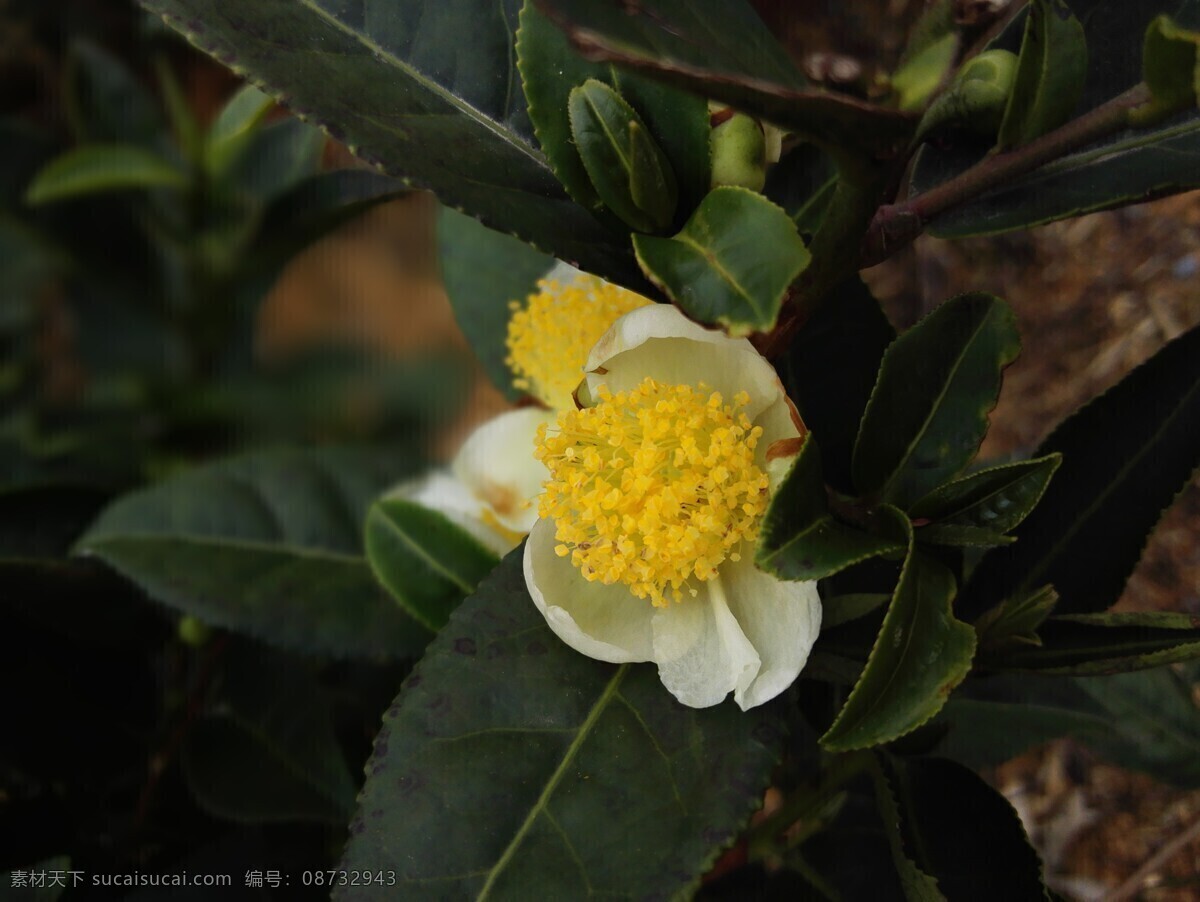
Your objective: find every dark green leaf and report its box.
[633,186,808,335]
[568,79,676,233]
[933,669,1200,787]
[976,584,1059,651]
[437,205,556,400]
[364,498,499,632]
[516,2,709,223]
[757,435,904,582]
[25,145,188,205]
[915,522,1014,548]
[779,276,895,493]
[995,611,1200,674]
[143,0,638,282]
[823,593,890,630]
[821,509,976,751]
[996,0,1088,149]
[852,293,1019,507]
[875,755,1051,901]
[182,643,356,823]
[65,40,165,145]
[869,756,943,901]
[960,321,1200,620]
[910,454,1061,532]
[914,1,1200,236]
[764,143,837,237]
[535,0,916,155]
[1142,15,1200,117]
[337,547,785,898]
[77,447,433,658]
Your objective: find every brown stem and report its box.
[860,83,1153,267]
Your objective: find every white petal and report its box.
[723,557,822,710]
[651,574,761,708]
[583,305,782,421]
[384,471,515,556]
[524,517,655,663]
[452,407,553,534]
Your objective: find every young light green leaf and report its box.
[568,79,677,233]
[535,0,916,155]
[852,293,1020,508]
[181,644,356,824]
[25,145,187,205]
[1139,15,1200,122]
[204,84,276,176]
[909,454,1061,532]
[336,548,785,898]
[821,508,976,751]
[959,320,1200,620]
[437,206,556,401]
[633,186,808,335]
[364,499,499,632]
[892,33,958,111]
[996,0,1088,149]
[76,447,433,659]
[143,0,639,284]
[517,2,709,223]
[994,611,1200,674]
[757,434,904,582]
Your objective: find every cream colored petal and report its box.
[384,471,515,556]
[583,305,782,421]
[650,574,761,708]
[723,557,821,711]
[452,407,553,534]
[524,517,655,663]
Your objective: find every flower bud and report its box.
[916,49,1018,141]
[710,109,767,191]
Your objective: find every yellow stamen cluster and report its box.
[506,274,651,410]
[535,377,769,607]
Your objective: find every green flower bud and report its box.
[710,110,767,191]
[916,49,1019,141]
[568,79,677,233]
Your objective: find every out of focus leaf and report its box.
[65,40,165,145]
[994,611,1200,674]
[25,145,187,205]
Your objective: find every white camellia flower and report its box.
[525,304,822,711]
[389,262,652,554]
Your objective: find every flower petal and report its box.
[452,407,553,534]
[384,472,515,556]
[650,575,761,708]
[583,305,781,421]
[524,517,655,663]
[723,558,822,711]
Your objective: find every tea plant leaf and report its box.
[437,205,556,400]
[960,321,1200,620]
[779,276,895,494]
[535,0,916,155]
[909,455,1061,532]
[821,509,976,751]
[25,145,187,204]
[364,499,499,632]
[517,2,709,225]
[914,0,1200,236]
[142,0,638,283]
[995,611,1200,674]
[182,644,356,823]
[757,435,904,582]
[875,755,1051,900]
[77,447,433,659]
[337,548,785,899]
[852,293,1019,508]
[1142,15,1200,116]
[65,40,166,145]
[996,0,1088,149]
[632,187,808,336]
